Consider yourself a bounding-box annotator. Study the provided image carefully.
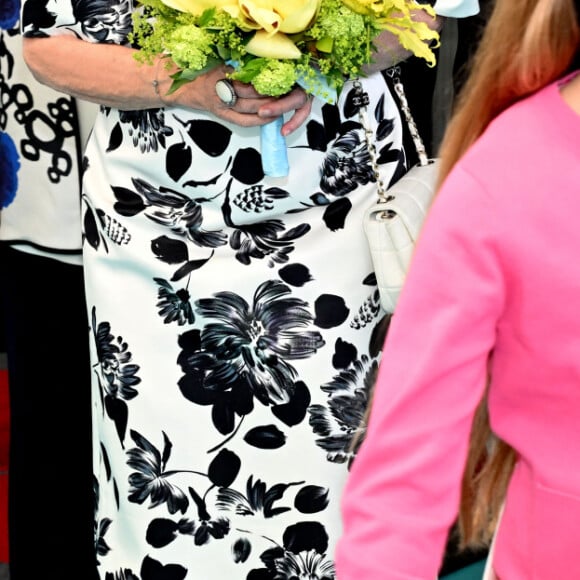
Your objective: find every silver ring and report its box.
[215,79,237,107]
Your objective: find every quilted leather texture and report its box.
[364,159,440,313]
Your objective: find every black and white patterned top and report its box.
[1,1,97,262]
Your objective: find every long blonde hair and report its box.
[437,0,580,549]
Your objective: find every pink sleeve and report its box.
[335,165,505,579]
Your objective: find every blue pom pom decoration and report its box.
[0,131,20,209]
[0,0,20,31]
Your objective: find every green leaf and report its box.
[229,57,270,83]
[166,60,221,94]
[216,44,231,61]
[315,36,333,53]
[198,7,216,27]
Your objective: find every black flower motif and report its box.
[155,278,195,325]
[319,130,374,197]
[188,485,231,545]
[229,220,311,267]
[76,0,134,44]
[271,549,335,580]
[183,280,324,411]
[132,178,227,248]
[93,307,141,401]
[216,476,302,518]
[308,355,378,466]
[144,495,233,548]
[193,515,231,546]
[127,430,189,515]
[94,474,112,561]
[92,307,141,444]
[350,289,383,329]
[96,517,113,559]
[251,521,335,579]
[118,109,172,153]
[222,180,310,267]
[232,185,289,213]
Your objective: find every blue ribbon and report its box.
[261,117,289,177]
[261,72,338,178]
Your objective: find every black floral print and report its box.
[117,109,172,153]
[22,1,406,578]
[155,278,195,326]
[126,430,190,514]
[250,522,335,580]
[216,476,305,517]
[177,280,325,431]
[309,355,379,466]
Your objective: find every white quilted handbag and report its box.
[363,159,439,313]
[357,71,439,313]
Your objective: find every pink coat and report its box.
[336,74,580,579]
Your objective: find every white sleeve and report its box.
[433,0,479,17]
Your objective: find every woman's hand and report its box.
[163,64,313,135]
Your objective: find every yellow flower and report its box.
[341,0,435,19]
[245,30,302,58]
[340,0,381,16]
[238,0,321,34]
[240,0,321,58]
[160,0,321,34]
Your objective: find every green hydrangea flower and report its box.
[251,61,298,96]
[167,24,215,70]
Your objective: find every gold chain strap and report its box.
[354,68,430,205]
[353,79,391,204]
[386,66,430,166]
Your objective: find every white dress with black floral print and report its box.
[23,2,406,578]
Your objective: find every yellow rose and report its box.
[238,0,321,34]
[245,30,302,58]
[240,0,321,58]
[161,0,321,33]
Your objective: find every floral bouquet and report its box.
[131,0,438,176]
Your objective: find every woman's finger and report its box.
[281,94,313,135]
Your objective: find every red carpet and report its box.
[0,368,8,562]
